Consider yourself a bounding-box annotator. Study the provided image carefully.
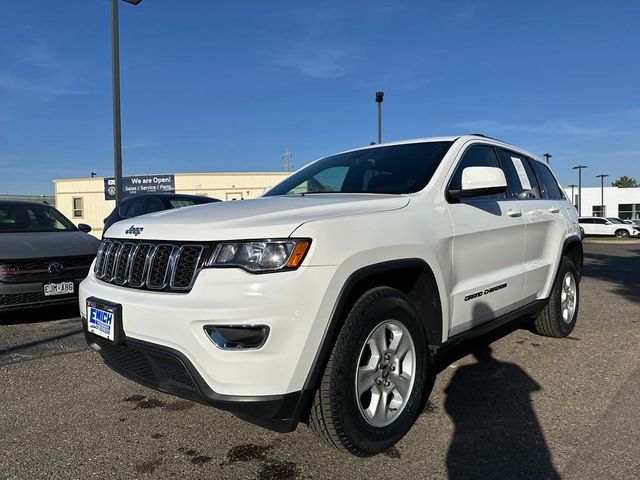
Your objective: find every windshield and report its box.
[0,204,76,233]
[607,218,625,224]
[264,141,454,196]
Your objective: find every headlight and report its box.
[206,239,311,272]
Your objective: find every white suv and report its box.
[80,135,583,456]
[578,217,639,237]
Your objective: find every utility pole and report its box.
[543,153,552,164]
[567,184,577,208]
[596,174,609,217]
[375,91,384,144]
[572,165,588,216]
[110,0,142,204]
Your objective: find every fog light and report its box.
[204,325,269,350]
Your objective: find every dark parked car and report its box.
[103,194,220,233]
[0,201,100,312]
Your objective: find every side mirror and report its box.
[78,223,92,233]
[604,221,612,225]
[449,166,507,200]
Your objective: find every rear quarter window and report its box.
[530,161,565,200]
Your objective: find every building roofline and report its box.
[52,171,290,183]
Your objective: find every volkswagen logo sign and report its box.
[48,262,65,275]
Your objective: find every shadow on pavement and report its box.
[582,246,640,303]
[0,328,83,356]
[444,343,560,480]
[0,303,80,326]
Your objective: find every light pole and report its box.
[567,184,577,208]
[375,91,384,144]
[596,174,609,217]
[572,165,588,216]
[543,152,552,164]
[111,0,142,204]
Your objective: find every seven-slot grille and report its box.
[94,239,207,292]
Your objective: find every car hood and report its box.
[0,231,101,260]
[105,194,410,241]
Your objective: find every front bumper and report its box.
[79,266,339,420]
[84,330,312,432]
[0,279,82,311]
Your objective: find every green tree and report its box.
[611,176,639,188]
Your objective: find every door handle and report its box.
[548,207,560,214]
[507,209,523,217]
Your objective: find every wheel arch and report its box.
[562,236,583,279]
[300,259,443,414]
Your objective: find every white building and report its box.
[562,186,640,219]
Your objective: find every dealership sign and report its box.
[104,175,175,200]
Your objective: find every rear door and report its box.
[517,157,570,299]
[445,143,527,335]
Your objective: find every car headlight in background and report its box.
[206,239,311,272]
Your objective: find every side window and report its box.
[145,197,164,214]
[448,145,506,200]
[499,150,541,200]
[580,218,592,224]
[126,198,147,217]
[530,161,564,199]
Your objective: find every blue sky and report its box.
[1,0,640,195]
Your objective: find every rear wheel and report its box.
[309,287,429,456]
[533,257,579,337]
[615,229,630,238]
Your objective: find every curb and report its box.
[583,238,640,244]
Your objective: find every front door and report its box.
[445,143,527,336]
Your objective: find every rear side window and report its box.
[449,145,506,200]
[579,218,592,224]
[145,197,164,214]
[169,199,197,208]
[530,161,564,199]
[126,198,147,217]
[117,201,130,217]
[499,150,541,200]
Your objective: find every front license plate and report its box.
[87,302,117,342]
[43,281,74,296]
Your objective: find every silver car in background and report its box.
[0,201,100,312]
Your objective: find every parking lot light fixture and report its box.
[375,91,384,144]
[543,153,552,164]
[572,165,588,216]
[110,0,142,204]
[596,174,609,217]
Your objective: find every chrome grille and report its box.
[94,239,206,292]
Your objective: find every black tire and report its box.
[533,257,579,338]
[615,229,629,238]
[309,287,430,456]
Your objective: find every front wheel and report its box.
[533,257,579,337]
[309,287,430,456]
[615,229,630,238]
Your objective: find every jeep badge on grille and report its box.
[124,225,144,236]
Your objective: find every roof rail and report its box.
[468,133,504,142]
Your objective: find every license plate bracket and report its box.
[86,297,124,344]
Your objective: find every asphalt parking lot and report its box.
[1,242,639,480]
